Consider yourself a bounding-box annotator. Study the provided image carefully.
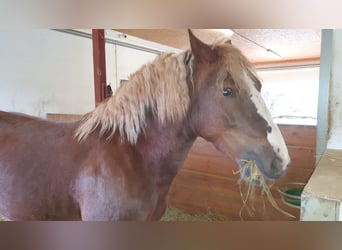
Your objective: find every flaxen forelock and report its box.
[214,43,259,92]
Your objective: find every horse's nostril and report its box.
[271,157,283,173]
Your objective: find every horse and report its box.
[0,30,290,221]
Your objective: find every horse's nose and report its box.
[270,156,285,178]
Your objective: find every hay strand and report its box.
[234,160,295,220]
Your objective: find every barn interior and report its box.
[0,29,341,221]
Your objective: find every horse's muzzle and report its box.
[240,150,287,180]
[269,156,286,179]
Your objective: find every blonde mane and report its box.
[75,39,257,144]
[75,51,193,144]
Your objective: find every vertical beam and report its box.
[92,29,107,106]
[316,29,333,164]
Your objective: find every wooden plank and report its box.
[168,187,300,221]
[182,145,315,179]
[168,170,300,220]
[168,185,243,220]
[173,169,240,195]
[274,168,314,184]
[182,154,237,176]
[92,29,107,106]
[287,146,316,169]
[168,186,300,220]
[279,124,316,148]
[46,113,83,122]
[175,166,313,192]
[168,175,244,220]
[182,156,314,183]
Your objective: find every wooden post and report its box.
[92,29,107,106]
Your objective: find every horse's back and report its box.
[0,110,38,127]
[0,110,80,153]
[0,110,83,220]
[0,110,147,220]
[0,110,79,136]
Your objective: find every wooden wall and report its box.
[46,113,83,121]
[167,125,317,221]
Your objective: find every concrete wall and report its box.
[316,29,333,162]
[327,29,342,149]
[301,30,342,221]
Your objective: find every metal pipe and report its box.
[54,29,161,55]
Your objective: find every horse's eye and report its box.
[223,88,235,97]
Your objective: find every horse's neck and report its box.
[136,115,196,179]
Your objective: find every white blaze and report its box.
[244,72,291,169]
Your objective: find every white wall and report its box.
[115,45,157,85]
[258,67,319,125]
[0,30,95,117]
[327,29,342,149]
[0,29,166,118]
[105,43,157,90]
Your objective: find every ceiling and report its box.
[115,29,321,67]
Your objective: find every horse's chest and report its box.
[74,171,162,220]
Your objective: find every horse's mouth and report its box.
[239,151,285,181]
[238,158,265,184]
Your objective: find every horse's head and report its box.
[188,30,290,180]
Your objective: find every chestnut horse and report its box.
[0,30,290,220]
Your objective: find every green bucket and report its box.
[277,182,305,208]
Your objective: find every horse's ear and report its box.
[188,29,216,63]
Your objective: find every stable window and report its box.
[257,66,319,125]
